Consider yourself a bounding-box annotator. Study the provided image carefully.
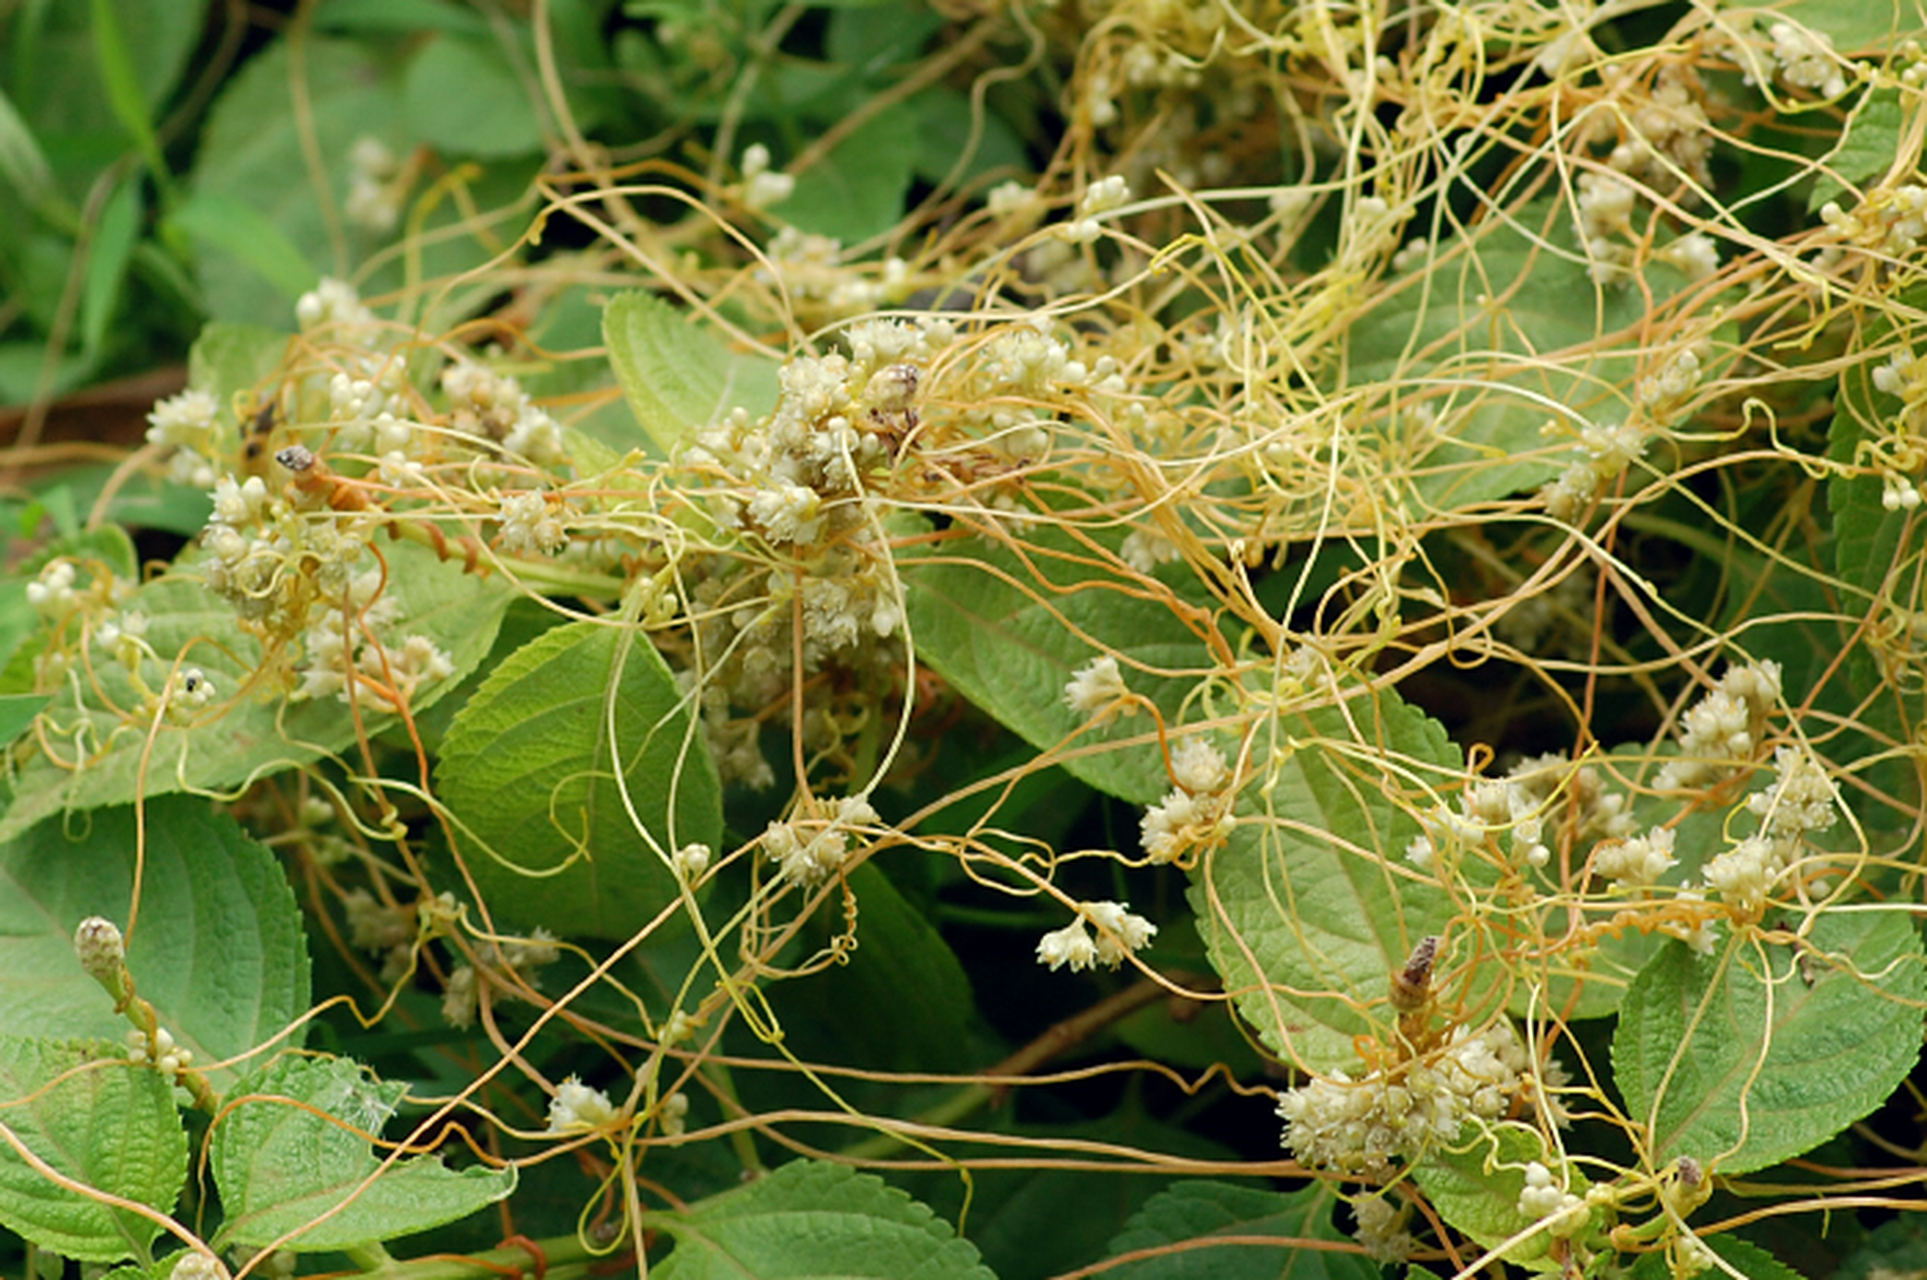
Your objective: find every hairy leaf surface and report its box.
[1103,1181,1375,1279]
[1613,911,1924,1174]
[0,1037,187,1264]
[436,618,722,940]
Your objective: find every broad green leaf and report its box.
[1342,200,1704,513]
[401,34,543,159]
[88,0,165,178]
[0,694,49,745]
[189,39,400,324]
[901,514,1211,805]
[0,85,56,212]
[0,797,310,1091]
[211,1054,515,1251]
[0,1037,187,1264]
[0,538,514,842]
[602,290,781,456]
[165,192,319,300]
[79,176,141,354]
[1809,88,1904,213]
[312,0,492,36]
[1104,1181,1377,1279]
[1191,684,1475,1072]
[187,321,291,409]
[900,1112,1248,1280]
[647,1159,993,1280]
[436,618,722,940]
[766,862,981,1074]
[1413,1123,1596,1272]
[781,113,921,246]
[1613,911,1925,1175]
[1772,1,1914,53]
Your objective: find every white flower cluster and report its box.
[200,465,369,642]
[1277,1022,1540,1176]
[1141,736,1234,864]
[342,887,416,981]
[344,135,404,233]
[1655,660,1781,791]
[496,490,569,555]
[1062,174,1132,243]
[297,567,455,706]
[1769,21,1848,99]
[1576,170,1639,285]
[754,227,907,316]
[1863,345,1927,510]
[1351,1196,1416,1264]
[443,927,562,1028]
[443,360,564,466]
[128,1025,194,1079]
[1518,1160,1591,1238]
[1593,825,1677,889]
[658,1090,690,1138]
[740,142,794,211]
[1637,348,1705,425]
[545,1075,618,1134]
[1542,418,1648,519]
[673,842,712,883]
[1063,655,1135,719]
[25,558,81,617]
[1035,899,1158,972]
[297,276,382,342]
[146,388,224,487]
[1700,744,1839,914]
[763,795,878,886]
[327,359,414,457]
[1408,754,1635,875]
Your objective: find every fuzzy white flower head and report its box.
[1171,736,1229,793]
[546,1076,619,1134]
[1080,899,1158,966]
[1036,918,1100,972]
[1064,655,1132,716]
[1594,826,1677,889]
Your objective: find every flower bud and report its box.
[74,916,129,1001]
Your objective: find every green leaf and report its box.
[782,113,921,246]
[80,175,141,354]
[1104,1181,1377,1279]
[901,513,1210,805]
[1342,200,1705,512]
[436,618,722,940]
[0,797,310,1091]
[0,1038,187,1264]
[0,538,514,842]
[187,321,291,408]
[647,1159,993,1280]
[211,1054,515,1251]
[1413,1123,1596,1272]
[189,39,401,324]
[0,85,56,212]
[602,290,781,456]
[0,694,49,746]
[1809,88,1904,213]
[311,0,492,35]
[402,34,544,159]
[1190,684,1477,1072]
[88,0,165,178]
[1771,1,1911,53]
[165,191,320,300]
[1612,911,1925,1175]
[766,862,981,1074]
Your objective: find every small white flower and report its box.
[1064,655,1131,716]
[546,1075,618,1134]
[1036,919,1100,972]
[674,842,713,881]
[1171,737,1229,793]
